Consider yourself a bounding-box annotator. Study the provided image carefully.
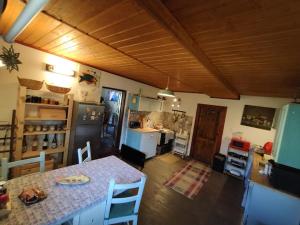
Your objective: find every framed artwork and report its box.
[241,105,276,130]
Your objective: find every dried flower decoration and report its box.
[0,45,22,72]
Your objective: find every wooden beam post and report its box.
[136,0,240,99]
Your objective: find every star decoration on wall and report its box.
[0,45,22,72]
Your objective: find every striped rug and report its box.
[164,160,211,199]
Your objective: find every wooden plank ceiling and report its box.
[1,0,299,98]
[162,0,300,98]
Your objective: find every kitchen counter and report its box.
[242,153,300,225]
[126,128,159,159]
[128,128,159,133]
[250,153,300,198]
[250,153,272,188]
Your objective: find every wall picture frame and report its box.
[241,105,276,130]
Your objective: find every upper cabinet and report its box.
[128,94,162,112]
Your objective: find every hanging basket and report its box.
[17,77,44,90]
[45,83,71,94]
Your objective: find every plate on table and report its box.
[18,188,47,206]
[56,175,90,185]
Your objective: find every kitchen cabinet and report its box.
[128,94,140,111]
[128,94,162,112]
[125,129,158,159]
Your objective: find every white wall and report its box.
[0,39,159,146]
[164,93,292,155]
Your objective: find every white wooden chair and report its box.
[104,176,146,225]
[1,151,45,181]
[77,141,92,164]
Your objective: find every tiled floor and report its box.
[138,154,244,225]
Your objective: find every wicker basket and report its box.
[17,77,44,90]
[45,83,71,94]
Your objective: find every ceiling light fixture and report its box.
[157,76,175,98]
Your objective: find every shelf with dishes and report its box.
[22,147,66,159]
[25,118,67,121]
[25,103,69,108]
[23,124,68,134]
[13,86,74,177]
[23,130,67,136]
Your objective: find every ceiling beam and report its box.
[136,0,240,99]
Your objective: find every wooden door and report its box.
[191,104,227,165]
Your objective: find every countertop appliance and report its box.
[229,138,250,152]
[129,121,141,129]
[68,102,105,165]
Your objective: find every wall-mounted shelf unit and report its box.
[13,86,73,177]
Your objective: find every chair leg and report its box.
[103,220,108,225]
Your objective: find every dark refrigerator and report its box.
[68,101,105,165]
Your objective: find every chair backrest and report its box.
[104,176,146,219]
[77,141,92,164]
[1,151,45,181]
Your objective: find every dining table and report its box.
[0,156,146,225]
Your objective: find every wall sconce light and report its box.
[45,63,75,77]
[0,59,5,68]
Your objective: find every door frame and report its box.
[190,104,227,163]
[102,86,127,149]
